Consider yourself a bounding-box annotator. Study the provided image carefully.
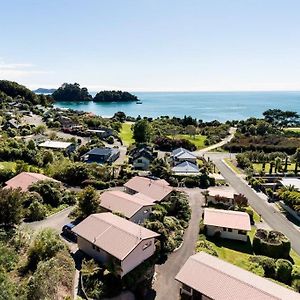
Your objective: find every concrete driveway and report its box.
[152,188,204,300]
[207,152,300,255]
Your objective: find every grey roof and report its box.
[86,147,119,156]
[172,161,199,174]
[280,178,300,190]
[172,147,196,159]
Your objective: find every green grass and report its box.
[0,161,17,171]
[168,134,207,149]
[283,127,300,133]
[252,162,296,173]
[223,158,243,174]
[120,123,134,146]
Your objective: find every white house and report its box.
[124,176,172,203]
[171,147,197,164]
[175,252,300,300]
[203,208,251,242]
[206,186,237,206]
[38,140,75,153]
[73,213,160,277]
[100,190,154,223]
[172,161,199,175]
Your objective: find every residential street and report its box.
[153,188,204,300]
[207,152,300,255]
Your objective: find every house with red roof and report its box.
[100,190,154,224]
[203,208,251,242]
[176,252,300,300]
[72,212,160,277]
[4,172,59,192]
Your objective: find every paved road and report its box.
[26,206,73,232]
[193,127,236,157]
[207,152,300,255]
[153,189,204,300]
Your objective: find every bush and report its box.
[106,136,114,144]
[291,265,300,292]
[253,229,291,259]
[249,255,276,278]
[196,239,218,257]
[276,259,293,285]
[26,200,47,221]
[81,179,109,190]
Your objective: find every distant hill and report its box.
[33,88,56,94]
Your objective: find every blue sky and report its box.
[0,0,299,91]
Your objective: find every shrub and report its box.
[26,200,47,221]
[253,229,291,259]
[249,255,276,278]
[106,136,114,144]
[195,239,218,257]
[81,179,109,190]
[276,259,293,285]
[291,265,300,292]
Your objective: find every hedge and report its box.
[253,229,291,259]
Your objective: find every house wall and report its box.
[77,236,111,264]
[133,157,150,170]
[121,238,156,276]
[130,205,153,224]
[206,225,248,242]
[177,157,197,164]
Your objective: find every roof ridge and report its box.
[192,254,281,300]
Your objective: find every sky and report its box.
[0,0,300,92]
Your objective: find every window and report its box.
[137,159,143,163]
[182,284,192,293]
[228,228,232,232]
[238,230,246,235]
[143,240,152,250]
[223,227,227,231]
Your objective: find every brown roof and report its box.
[100,191,154,219]
[73,212,159,260]
[4,172,59,192]
[176,252,300,300]
[204,208,251,231]
[124,176,172,202]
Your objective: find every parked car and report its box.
[62,223,77,242]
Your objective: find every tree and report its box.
[78,186,99,217]
[0,188,24,227]
[293,148,300,175]
[133,119,151,143]
[93,91,137,102]
[0,270,17,300]
[234,193,248,208]
[185,125,197,138]
[26,200,47,221]
[27,228,65,270]
[34,125,46,135]
[274,157,282,173]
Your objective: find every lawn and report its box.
[120,122,134,146]
[284,127,300,133]
[252,162,296,174]
[0,161,17,171]
[168,134,207,149]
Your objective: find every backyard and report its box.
[119,122,134,146]
[252,162,296,174]
[168,134,207,149]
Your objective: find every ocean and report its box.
[54,91,300,122]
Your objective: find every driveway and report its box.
[153,189,204,300]
[26,206,73,232]
[207,152,300,255]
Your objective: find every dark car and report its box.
[62,223,77,242]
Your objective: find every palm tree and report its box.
[274,157,282,174]
[294,148,300,175]
[81,258,101,277]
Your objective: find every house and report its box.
[172,161,199,175]
[203,208,251,242]
[38,140,76,153]
[100,190,154,223]
[129,146,156,170]
[86,127,113,138]
[82,147,120,164]
[175,251,300,300]
[171,147,197,165]
[72,212,160,277]
[5,119,20,129]
[4,172,59,192]
[124,176,173,203]
[206,186,237,206]
[58,115,75,129]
